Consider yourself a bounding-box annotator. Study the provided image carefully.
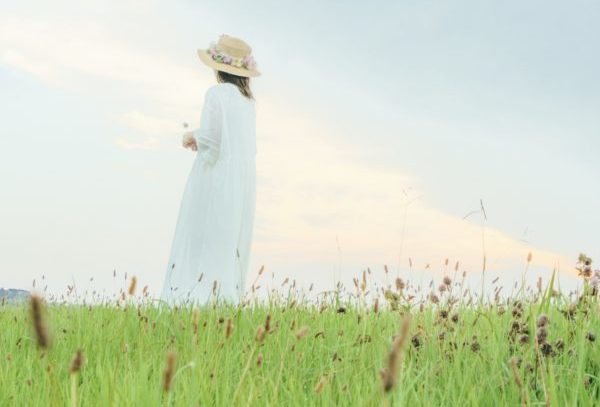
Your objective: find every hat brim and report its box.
[197,49,261,78]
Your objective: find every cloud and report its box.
[0,14,207,148]
[1,47,62,85]
[114,137,160,151]
[251,99,573,286]
[0,16,195,89]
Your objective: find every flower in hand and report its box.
[182,132,197,151]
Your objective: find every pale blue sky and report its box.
[0,0,598,298]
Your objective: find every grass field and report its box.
[1,269,599,406]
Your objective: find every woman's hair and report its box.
[216,70,254,100]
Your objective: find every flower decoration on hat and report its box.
[207,43,257,70]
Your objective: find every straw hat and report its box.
[197,34,260,78]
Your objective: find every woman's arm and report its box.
[189,88,222,164]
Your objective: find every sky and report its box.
[0,0,598,300]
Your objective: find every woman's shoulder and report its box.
[206,83,255,104]
[205,84,223,97]
[207,83,238,94]
[205,83,238,103]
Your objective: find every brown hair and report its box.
[216,70,254,100]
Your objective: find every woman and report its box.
[160,35,260,306]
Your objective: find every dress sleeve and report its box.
[193,88,222,165]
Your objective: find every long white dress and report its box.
[160,82,256,306]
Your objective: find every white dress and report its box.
[160,82,256,306]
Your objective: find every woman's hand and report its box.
[182,132,198,151]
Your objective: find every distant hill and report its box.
[0,288,30,302]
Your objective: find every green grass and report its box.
[0,286,599,406]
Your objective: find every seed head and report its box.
[296,326,309,340]
[192,309,199,334]
[536,326,548,343]
[381,314,411,392]
[69,348,84,374]
[225,318,233,339]
[411,334,422,349]
[443,276,452,286]
[162,351,176,393]
[395,278,405,291]
[128,276,137,296]
[30,294,50,349]
[314,375,327,394]
[536,314,549,328]
[540,342,553,357]
[255,325,266,343]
